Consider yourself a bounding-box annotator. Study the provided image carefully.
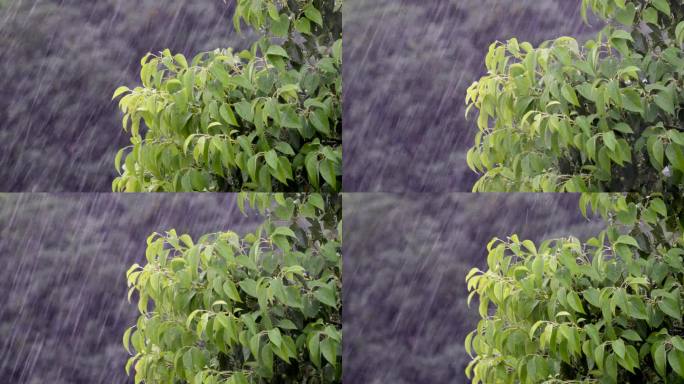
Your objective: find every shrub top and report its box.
[466,193,684,383]
[466,0,684,193]
[124,193,342,383]
[113,1,342,192]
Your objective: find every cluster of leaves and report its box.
[124,193,342,383]
[466,193,684,383]
[466,0,684,192]
[113,0,342,192]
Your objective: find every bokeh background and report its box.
[0,194,259,383]
[343,0,600,192]
[343,193,605,383]
[0,0,248,192]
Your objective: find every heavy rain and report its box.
[0,194,260,383]
[343,193,605,383]
[343,0,599,192]
[0,0,250,192]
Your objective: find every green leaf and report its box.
[223,280,242,303]
[612,123,633,134]
[611,29,634,42]
[180,234,194,248]
[676,22,684,44]
[620,330,641,342]
[267,328,282,348]
[586,136,597,160]
[655,90,675,115]
[308,333,321,368]
[612,339,625,359]
[320,159,337,190]
[672,336,684,352]
[615,235,639,248]
[261,344,274,377]
[561,84,580,106]
[220,104,238,126]
[603,131,617,151]
[165,79,183,93]
[232,372,248,384]
[265,149,278,170]
[114,148,126,174]
[653,342,667,377]
[313,286,337,307]
[621,88,643,113]
[309,194,325,210]
[234,100,254,123]
[615,4,636,26]
[276,157,293,182]
[215,312,229,330]
[277,319,297,330]
[271,14,290,37]
[566,291,585,314]
[294,17,311,35]
[274,142,295,156]
[320,337,337,367]
[238,279,259,298]
[652,0,671,15]
[529,321,545,339]
[304,6,323,26]
[310,109,331,135]
[273,227,296,238]
[305,152,319,188]
[669,349,684,378]
[651,198,667,216]
[332,39,342,61]
[123,327,133,354]
[658,296,681,319]
[266,45,289,58]
[210,63,231,87]
[112,86,129,100]
[643,7,659,25]
[666,144,684,172]
[267,3,279,20]
[650,137,665,169]
[595,344,605,371]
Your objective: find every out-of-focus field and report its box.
[343,193,605,383]
[343,0,599,192]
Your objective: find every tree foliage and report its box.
[466,0,684,192]
[466,193,684,383]
[124,193,342,383]
[113,1,342,192]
